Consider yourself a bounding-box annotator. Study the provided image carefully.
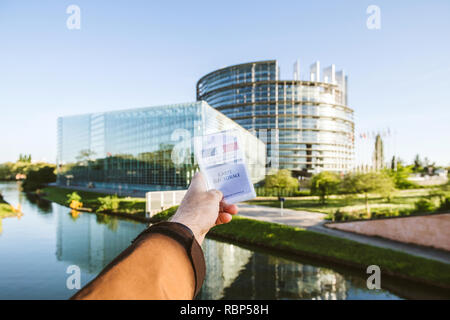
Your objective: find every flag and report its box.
[223,141,238,153]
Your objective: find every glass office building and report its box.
[57,101,266,192]
[197,60,354,175]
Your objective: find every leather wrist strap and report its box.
[132,221,206,298]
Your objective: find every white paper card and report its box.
[194,130,256,204]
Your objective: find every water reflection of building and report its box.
[199,239,347,300]
[200,239,253,300]
[55,206,145,273]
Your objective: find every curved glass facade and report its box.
[197,60,354,174]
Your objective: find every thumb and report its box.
[188,172,208,193]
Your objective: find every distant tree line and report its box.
[0,155,56,192]
[260,154,450,217]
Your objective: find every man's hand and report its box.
[170,172,238,245]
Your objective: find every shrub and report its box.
[152,205,179,221]
[428,189,446,203]
[333,209,344,222]
[372,208,400,219]
[292,190,310,197]
[66,192,82,205]
[439,197,450,211]
[115,199,146,214]
[414,199,435,213]
[357,212,369,219]
[97,195,120,213]
[255,187,306,197]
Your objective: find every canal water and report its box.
[0,181,441,300]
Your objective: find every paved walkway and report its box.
[238,204,450,265]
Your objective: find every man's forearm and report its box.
[71,233,197,300]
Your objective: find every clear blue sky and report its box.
[0,0,449,165]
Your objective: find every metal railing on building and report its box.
[145,190,187,217]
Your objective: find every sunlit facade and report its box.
[197,60,354,175]
[56,101,265,192]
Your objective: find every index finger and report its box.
[220,201,238,215]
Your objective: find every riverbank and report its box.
[39,186,147,221]
[40,186,450,290]
[0,193,15,219]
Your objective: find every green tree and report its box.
[390,156,396,170]
[11,161,32,176]
[0,162,14,180]
[264,169,299,190]
[412,154,423,173]
[385,163,417,189]
[76,149,96,163]
[310,171,340,204]
[1,158,56,181]
[341,172,395,217]
[21,165,56,192]
[18,154,32,163]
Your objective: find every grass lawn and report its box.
[0,202,15,219]
[0,194,20,235]
[246,188,449,219]
[41,186,146,216]
[0,195,16,219]
[153,206,450,289]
